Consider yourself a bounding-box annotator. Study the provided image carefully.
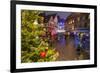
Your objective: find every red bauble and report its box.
[40,52,46,58]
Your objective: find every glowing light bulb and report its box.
[33,19,38,25]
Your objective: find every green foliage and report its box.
[21,10,42,51]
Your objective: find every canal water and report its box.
[53,32,90,61]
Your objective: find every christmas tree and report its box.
[21,10,59,63]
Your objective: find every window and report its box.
[77,17,80,21]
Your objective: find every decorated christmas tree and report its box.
[21,10,59,63]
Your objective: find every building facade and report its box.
[65,13,90,32]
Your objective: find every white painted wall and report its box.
[0,0,99,73]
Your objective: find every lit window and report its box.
[70,20,72,24]
[73,20,74,23]
[71,20,72,24]
[72,26,74,30]
[77,17,80,21]
[68,21,70,24]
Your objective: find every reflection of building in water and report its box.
[65,13,90,31]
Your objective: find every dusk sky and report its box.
[45,11,71,19]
